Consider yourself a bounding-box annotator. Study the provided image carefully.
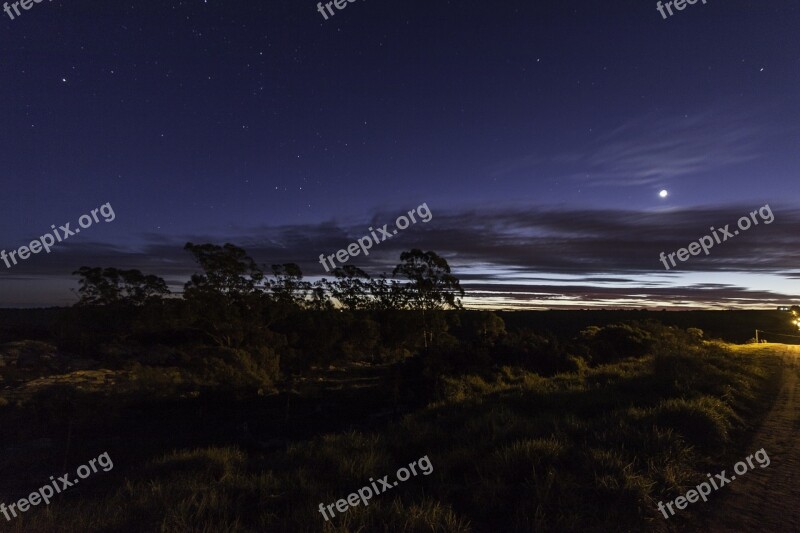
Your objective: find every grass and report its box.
[0,337,781,532]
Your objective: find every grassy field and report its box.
[0,331,781,532]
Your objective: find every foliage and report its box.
[5,329,778,533]
[73,266,170,306]
[392,249,464,312]
[578,322,656,364]
[183,243,273,348]
[393,249,464,348]
[185,345,279,392]
[269,263,310,307]
[329,266,372,310]
[367,274,407,311]
[491,330,582,376]
[183,242,265,297]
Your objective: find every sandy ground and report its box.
[707,343,800,532]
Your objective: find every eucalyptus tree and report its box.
[392,249,464,347]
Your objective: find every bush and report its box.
[492,330,579,376]
[581,323,655,364]
[646,396,739,450]
[184,346,279,392]
[687,327,704,340]
[423,333,490,377]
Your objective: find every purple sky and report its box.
[0,0,798,308]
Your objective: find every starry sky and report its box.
[0,0,798,308]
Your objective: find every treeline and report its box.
[72,244,464,314]
[53,242,712,398]
[54,244,466,392]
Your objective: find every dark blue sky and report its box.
[1,0,798,307]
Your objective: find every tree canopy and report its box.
[73,266,170,306]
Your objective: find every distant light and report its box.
[659,190,669,198]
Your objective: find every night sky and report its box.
[1,0,798,308]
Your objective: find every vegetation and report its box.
[0,243,789,531]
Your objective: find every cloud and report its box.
[577,111,763,186]
[2,203,799,308]
[490,106,769,186]
[462,282,793,309]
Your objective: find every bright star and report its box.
[659,190,669,198]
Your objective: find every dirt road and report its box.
[708,344,800,532]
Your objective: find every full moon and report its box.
[659,189,669,198]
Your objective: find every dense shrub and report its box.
[184,346,279,392]
[648,396,739,450]
[686,327,704,340]
[421,332,490,378]
[491,330,582,376]
[579,323,655,364]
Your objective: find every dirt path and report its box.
[707,344,800,532]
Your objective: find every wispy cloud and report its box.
[490,106,769,186]
[3,203,799,308]
[577,111,763,186]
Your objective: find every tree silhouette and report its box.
[73,267,170,306]
[308,279,334,311]
[330,265,371,310]
[269,263,309,307]
[367,273,406,311]
[183,243,268,347]
[184,243,264,298]
[393,249,464,347]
